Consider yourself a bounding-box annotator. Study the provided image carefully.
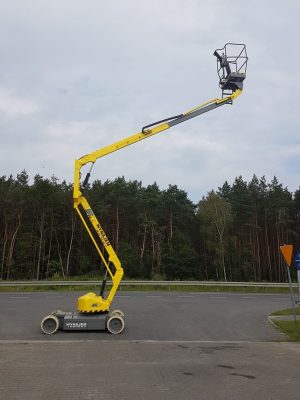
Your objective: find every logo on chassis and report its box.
[65,322,87,328]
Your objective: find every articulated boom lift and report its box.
[41,43,248,335]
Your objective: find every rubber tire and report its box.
[41,315,59,335]
[111,309,125,319]
[107,315,125,334]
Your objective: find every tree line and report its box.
[0,170,299,281]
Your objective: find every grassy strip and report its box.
[269,307,300,341]
[270,308,300,316]
[272,320,300,341]
[0,284,293,294]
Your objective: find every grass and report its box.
[272,320,300,341]
[269,307,300,341]
[270,308,300,316]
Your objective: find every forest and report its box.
[0,170,299,282]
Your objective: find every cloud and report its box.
[0,90,39,118]
[0,0,299,201]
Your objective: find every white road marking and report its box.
[210,296,227,299]
[146,295,162,298]
[10,296,28,299]
[178,295,194,298]
[271,297,290,300]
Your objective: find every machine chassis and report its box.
[41,309,125,335]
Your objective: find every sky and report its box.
[0,0,299,202]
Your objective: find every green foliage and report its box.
[118,241,140,278]
[0,172,299,282]
[197,191,232,281]
[164,245,199,280]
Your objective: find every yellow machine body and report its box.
[77,292,110,313]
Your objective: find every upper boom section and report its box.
[74,43,247,199]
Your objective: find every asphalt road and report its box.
[1,291,300,400]
[0,291,291,341]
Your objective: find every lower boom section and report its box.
[41,309,125,335]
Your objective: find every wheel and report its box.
[41,315,59,335]
[111,309,125,319]
[107,315,125,334]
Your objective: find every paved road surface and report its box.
[0,291,290,340]
[1,291,299,400]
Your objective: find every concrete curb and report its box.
[267,315,289,331]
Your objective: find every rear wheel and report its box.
[107,315,125,334]
[41,315,59,335]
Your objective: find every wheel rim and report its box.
[107,316,124,334]
[44,319,55,333]
[41,315,59,334]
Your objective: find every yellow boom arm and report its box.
[74,89,242,313]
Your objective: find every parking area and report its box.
[1,291,299,400]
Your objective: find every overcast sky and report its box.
[0,0,299,202]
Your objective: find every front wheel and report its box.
[107,315,125,334]
[41,315,59,335]
[111,309,125,319]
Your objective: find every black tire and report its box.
[107,315,125,334]
[41,315,59,335]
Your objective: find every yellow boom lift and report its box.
[41,43,248,334]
